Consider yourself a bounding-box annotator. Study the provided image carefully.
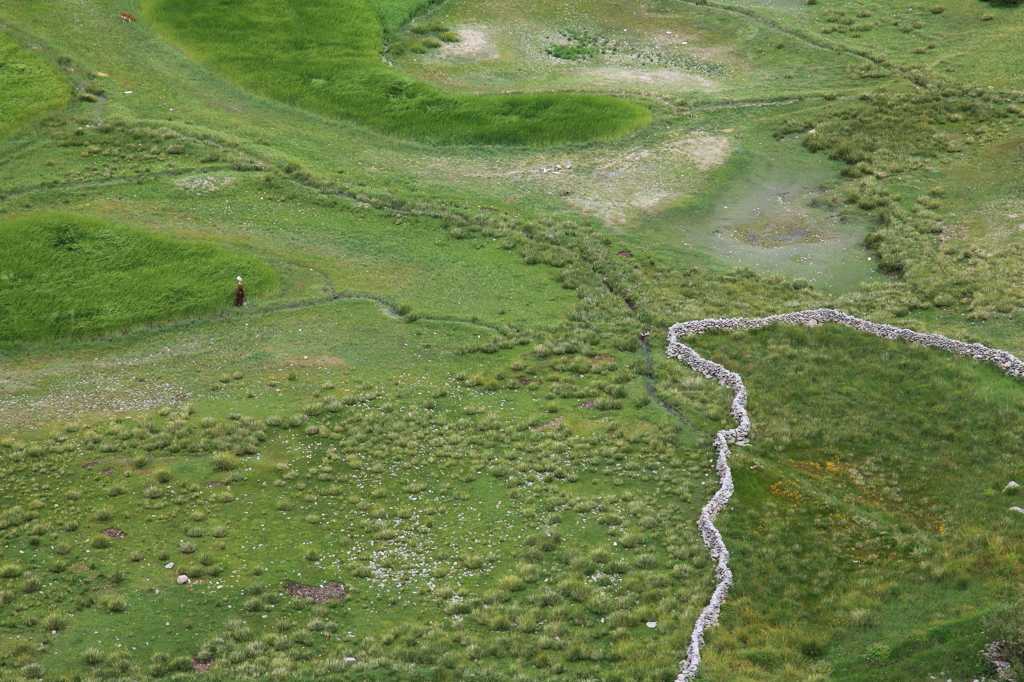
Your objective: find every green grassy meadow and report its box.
[1,0,1024,679]
[0,33,69,140]
[141,0,651,146]
[670,324,1024,679]
[0,213,278,344]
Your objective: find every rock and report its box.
[1005,481,1021,493]
[1009,506,1024,515]
[177,574,190,584]
[343,657,356,663]
[646,621,657,628]
[165,562,175,569]
[805,320,817,328]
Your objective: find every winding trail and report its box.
[667,308,1024,681]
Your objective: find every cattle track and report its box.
[666,308,1024,681]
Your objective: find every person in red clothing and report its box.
[234,276,245,307]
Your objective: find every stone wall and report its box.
[666,308,1024,682]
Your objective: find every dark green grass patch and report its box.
[366,0,447,32]
[142,0,650,146]
[0,213,278,344]
[0,32,70,139]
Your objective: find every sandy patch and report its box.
[566,132,732,221]
[422,130,731,225]
[665,132,731,171]
[284,581,346,603]
[438,28,498,60]
[176,175,235,195]
[284,356,349,369]
[583,66,716,91]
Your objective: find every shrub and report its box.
[619,532,646,548]
[864,642,891,664]
[422,37,442,48]
[42,611,67,631]
[92,536,112,549]
[180,541,198,554]
[850,608,878,628]
[212,452,240,471]
[100,593,128,612]
[82,648,105,665]
[0,563,23,579]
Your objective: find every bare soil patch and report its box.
[284,581,346,603]
[438,28,498,60]
[530,416,563,431]
[101,527,127,538]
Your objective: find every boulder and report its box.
[177,574,190,585]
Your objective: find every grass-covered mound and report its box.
[0,32,69,139]
[0,213,278,344]
[142,0,651,146]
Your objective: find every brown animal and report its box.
[121,12,137,22]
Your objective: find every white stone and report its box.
[344,657,356,663]
[1005,481,1021,492]
[177,575,190,584]
[646,621,657,628]
[165,562,174,569]
[1009,507,1024,514]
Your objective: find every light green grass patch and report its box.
[0,213,278,344]
[0,31,69,139]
